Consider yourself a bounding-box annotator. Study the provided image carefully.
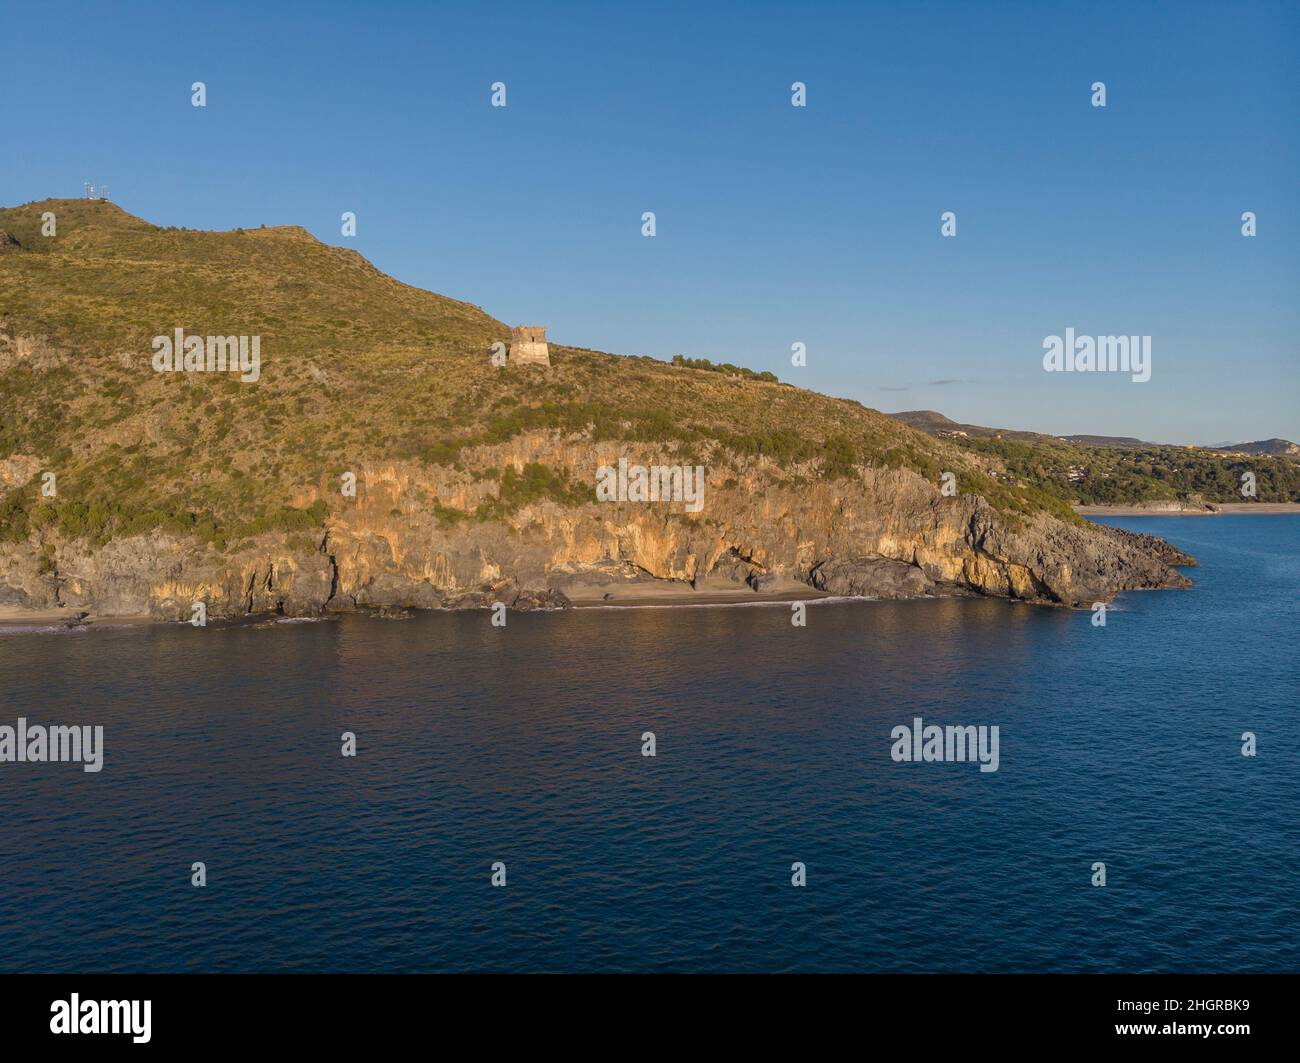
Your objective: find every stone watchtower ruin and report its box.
[509,325,550,367]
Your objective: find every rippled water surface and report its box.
[1,515,1296,972]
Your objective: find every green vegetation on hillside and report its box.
[1,199,999,549]
[2,196,1266,556]
[0,199,502,358]
[671,354,779,383]
[960,437,1300,505]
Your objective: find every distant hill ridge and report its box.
[1207,438,1300,457]
[890,410,1297,456]
[887,410,1300,507]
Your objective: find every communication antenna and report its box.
[83,182,94,199]
[100,185,108,201]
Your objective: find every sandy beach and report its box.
[567,582,835,608]
[0,605,151,628]
[0,590,832,624]
[564,572,837,608]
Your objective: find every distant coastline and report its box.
[1076,502,1300,516]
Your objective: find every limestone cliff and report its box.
[0,433,1193,620]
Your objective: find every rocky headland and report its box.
[0,198,1197,624]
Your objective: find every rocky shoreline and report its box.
[0,463,1197,625]
[1075,501,1300,516]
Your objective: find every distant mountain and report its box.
[1207,439,1300,456]
[891,412,1299,458]
[890,410,957,426]
[891,411,1150,449]
[1059,434,1148,448]
[889,410,1054,443]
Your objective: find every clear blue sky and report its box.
[2,0,1296,444]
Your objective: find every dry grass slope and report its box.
[0,199,1075,550]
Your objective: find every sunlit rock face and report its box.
[0,432,1192,620]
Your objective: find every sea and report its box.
[1,515,1296,972]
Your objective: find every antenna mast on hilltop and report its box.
[83,182,95,199]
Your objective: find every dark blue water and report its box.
[1,515,1296,972]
